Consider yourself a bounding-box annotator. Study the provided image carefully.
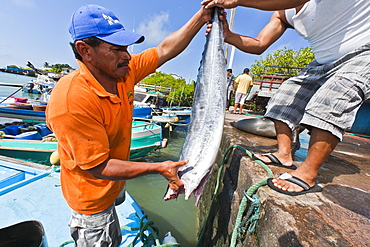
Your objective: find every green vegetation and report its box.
[166,84,195,106]
[141,71,186,89]
[43,62,74,73]
[139,71,195,106]
[250,47,315,79]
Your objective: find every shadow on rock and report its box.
[322,184,370,219]
[318,156,360,184]
[278,231,303,247]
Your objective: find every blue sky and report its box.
[0,0,310,82]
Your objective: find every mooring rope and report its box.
[127,213,180,247]
[196,144,274,247]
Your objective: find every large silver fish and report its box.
[164,7,227,204]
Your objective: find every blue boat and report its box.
[0,103,153,121]
[350,100,370,136]
[0,157,175,246]
[0,119,164,165]
[161,107,192,124]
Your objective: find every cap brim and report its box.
[97,30,144,46]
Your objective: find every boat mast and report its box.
[225,8,236,69]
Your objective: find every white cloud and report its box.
[136,12,170,46]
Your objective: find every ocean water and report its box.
[129,129,198,246]
[0,71,36,100]
[0,71,198,246]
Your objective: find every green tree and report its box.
[139,72,195,106]
[250,47,315,79]
[166,83,195,106]
[50,63,73,73]
[141,71,186,89]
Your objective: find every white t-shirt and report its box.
[285,0,370,64]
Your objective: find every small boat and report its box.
[0,103,47,121]
[151,113,179,125]
[0,157,176,246]
[0,96,28,104]
[134,87,167,108]
[0,103,154,121]
[22,75,56,94]
[0,119,165,164]
[130,119,166,160]
[350,99,370,136]
[161,106,192,124]
[151,112,180,133]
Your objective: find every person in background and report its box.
[226,68,234,111]
[46,4,212,246]
[202,0,370,196]
[232,68,252,114]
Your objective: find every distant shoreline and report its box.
[0,68,36,78]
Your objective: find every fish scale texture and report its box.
[164,8,227,204]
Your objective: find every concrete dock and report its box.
[197,111,370,246]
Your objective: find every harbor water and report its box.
[0,71,198,246]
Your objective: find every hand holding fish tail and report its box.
[160,160,188,190]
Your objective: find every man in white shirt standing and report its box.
[203,0,370,196]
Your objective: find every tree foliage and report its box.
[166,83,195,106]
[140,72,195,106]
[46,63,73,73]
[141,71,186,89]
[250,47,315,79]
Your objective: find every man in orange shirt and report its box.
[46,4,212,246]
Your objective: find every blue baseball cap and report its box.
[69,4,144,46]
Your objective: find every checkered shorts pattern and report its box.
[265,43,370,140]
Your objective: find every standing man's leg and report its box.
[233,92,242,113]
[69,204,122,247]
[233,103,239,113]
[239,94,248,114]
[226,89,231,111]
[271,127,339,192]
[254,120,294,167]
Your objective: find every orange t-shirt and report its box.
[46,48,158,214]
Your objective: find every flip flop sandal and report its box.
[252,153,297,170]
[267,172,323,196]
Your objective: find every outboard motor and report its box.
[25,82,35,92]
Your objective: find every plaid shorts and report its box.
[265,42,370,140]
[69,204,122,247]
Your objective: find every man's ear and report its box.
[75,41,93,62]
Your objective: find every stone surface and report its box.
[197,111,370,247]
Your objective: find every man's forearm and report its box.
[241,0,309,10]
[156,7,211,67]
